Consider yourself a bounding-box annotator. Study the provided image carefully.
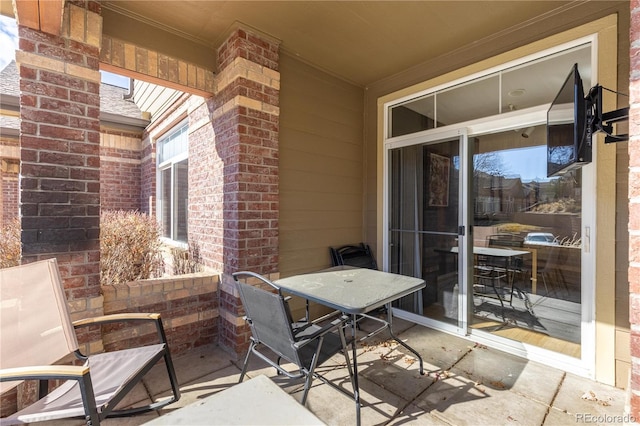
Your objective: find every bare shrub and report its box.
[0,218,21,269]
[170,244,203,275]
[100,210,164,285]
[532,198,580,213]
[558,232,582,247]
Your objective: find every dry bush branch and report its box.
[0,218,21,269]
[100,210,164,285]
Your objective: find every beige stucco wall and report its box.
[364,10,629,387]
[277,52,365,320]
[278,52,365,277]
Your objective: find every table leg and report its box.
[385,303,425,375]
[350,313,361,426]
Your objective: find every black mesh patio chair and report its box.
[329,242,385,320]
[329,243,378,270]
[0,259,180,426]
[233,271,354,405]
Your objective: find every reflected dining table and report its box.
[276,267,426,426]
[446,246,538,292]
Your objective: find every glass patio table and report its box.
[276,266,426,426]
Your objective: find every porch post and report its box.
[629,0,640,419]
[16,2,104,338]
[212,26,281,354]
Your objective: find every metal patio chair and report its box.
[0,259,180,426]
[536,246,569,297]
[329,243,378,270]
[233,271,354,405]
[329,243,385,317]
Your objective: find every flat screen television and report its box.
[546,63,592,177]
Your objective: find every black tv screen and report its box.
[547,63,592,177]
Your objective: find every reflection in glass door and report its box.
[387,125,583,359]
[470,125,581,358]
[388,137,462,326]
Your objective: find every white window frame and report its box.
[156,121,189,246]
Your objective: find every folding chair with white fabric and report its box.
[233,271,354,406]
[0,259,180,426]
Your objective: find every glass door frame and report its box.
[383,127,473,336]
[383,110,596,377]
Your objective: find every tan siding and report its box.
[280,128,362,162]
[279,52,364,276]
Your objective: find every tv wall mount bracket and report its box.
[587,85,629,144]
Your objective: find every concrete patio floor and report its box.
[52,317,630,426]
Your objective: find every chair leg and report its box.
[301,337,325,405]
[239,341,256,383]
[162,348,181,406]
[78,372,100,426]
[538,272,550,296]
[339,322,355,384]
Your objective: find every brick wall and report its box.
[100,131,143,211]
[101,273,219,355]
[0,136,19,227]
[213,28,280,275]
[630,0,640,419]
[16,2,103,334]
[1,128,144,223]
[140,133,155,215]
[187,96,223,270]
[212,27,281,354]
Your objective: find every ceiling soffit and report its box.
[2,1,630,87]
[99,1,588,86]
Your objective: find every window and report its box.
[157,122,188,243]
[388,43,592,138]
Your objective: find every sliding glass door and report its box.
[383,37,596,372]
[387,131,470,328]
[386,124,584,359]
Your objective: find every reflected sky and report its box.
[500,145,549,182]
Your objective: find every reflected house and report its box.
[474,171,525,220]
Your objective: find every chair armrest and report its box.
[73,313,170,350]
[293,316,349,350]
[73,313,161,327]
[1,365,101,425]
[1,365,90,382]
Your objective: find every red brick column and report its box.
[211,27,280,354]
[17,2,103,328]
[9,1,104,411]
[215,28,279,275]
[630,0,640,419]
